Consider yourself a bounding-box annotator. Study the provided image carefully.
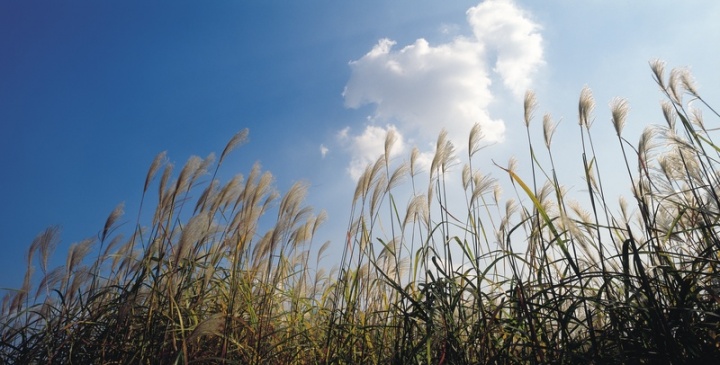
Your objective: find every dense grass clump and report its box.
[3,61,720,364]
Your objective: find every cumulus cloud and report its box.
[338,124,405,180]
[467,0,543,97]
[340,0,543,179]
[343,37,502,145]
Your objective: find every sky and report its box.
[2,0,719,291]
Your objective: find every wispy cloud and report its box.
[340,0,543,179]
[320,144,329,158]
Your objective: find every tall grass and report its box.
[3,62,720,364]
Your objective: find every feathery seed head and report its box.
[102,202,124,243]
[441,140,456,173]
[35,266,64,300]
[661,101,676,129]
[67,266,91,300]
[370,174,387,216]
[650,59,666,89]
[101,234,125,262]
[174,212,212,264]
[197,179,220,213]
[668,68,685,105]
[493,184,502,205]
[657,155,674,181]
[469,123,484,157]
[505,199,518,219]
[313,210,327,233]
[637,178,652,199]
[28,226,60,273]
[187,315,225,342]
[585,162,599,191]
[403,194,428,229]
[524,90,537,127]
[538,182,558,211]
[317,240,331,263]
[679,68,699,97]
[542,113,557,149]
[175,156,202,193]
[11,267,34,314]
[471,171,497,206]
[66,238,95,276]
[384,128,397,161]
[568,200,592,224]
[462,164,471,191]
[144,151,166,193]
[198,153,215,177]
[430,130,450,177]
[282,181,309,214]
[662,145,700,182]
[219,129,249,165]
[578,86,595,128]
[690,106,704,130]
[158,163,174,199]
[610,97,629,136]
[256,170,275,203]
[638,126,659,171]
[370,155,386,184]
[353,165,371,204]
[410,147,420,177]
[387,162,409,191]
[112,237,137,272]
[507,156,518,174]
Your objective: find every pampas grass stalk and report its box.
[3,62,720,363]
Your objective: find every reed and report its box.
[3,63,720,364]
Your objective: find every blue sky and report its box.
[2,1,719,290]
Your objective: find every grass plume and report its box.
[3,62,720,364]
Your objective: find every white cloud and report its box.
[343,37,502,146]
[340,0,543,178]
[467,0,543,98]
[438,23,460,36]
[339,124,405,180]
[337,126,350,140]
[320,144,329,158]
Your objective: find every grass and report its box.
[3,61,720,364]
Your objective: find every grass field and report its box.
[3,61,720,364]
